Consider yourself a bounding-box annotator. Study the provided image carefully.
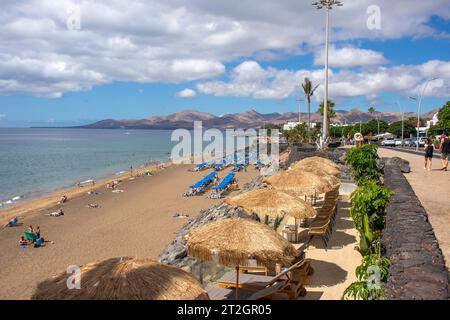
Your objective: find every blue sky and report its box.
[0,0,449,127]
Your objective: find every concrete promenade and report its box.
[378,148,450,275]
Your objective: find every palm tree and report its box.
[301,78,319,139]
[368,106,379,135]
[318,100,336,135]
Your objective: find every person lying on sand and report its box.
[19,236,28,248]
[172,213,189,218]
[4,217,19,228]
[87,203,101,209]
[46,209,64,217]
[87,191,101,195]
[33,237,45,248]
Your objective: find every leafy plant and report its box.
[351,180,393,232]
[343,250,390,300]
[282,123,316,145]
[388,120,416,137]
[437,101,450,131]
[345,144,382,185]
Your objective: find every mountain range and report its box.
[81,109,439,130]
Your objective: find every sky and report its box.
[0,0,449,127]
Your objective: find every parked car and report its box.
[381,138,396,146]
[402,138,413,147]
[394,139,403,147]
[411,137,427,148]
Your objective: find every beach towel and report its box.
[24,230,38,242]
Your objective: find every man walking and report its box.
[440,131,450,171]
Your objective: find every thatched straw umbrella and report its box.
[264,170,337,198]
[292,167,340,186]
[295,156,339,169]
[291,162,341,178]
[32,257,209,300]
[226,189,316,241]
[187,218,297,299]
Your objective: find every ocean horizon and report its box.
[0,128,176,206]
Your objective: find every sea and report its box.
[0,128,177,206]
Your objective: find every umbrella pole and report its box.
[235,265,240,300]
[295,218,298,243]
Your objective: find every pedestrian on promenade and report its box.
[440,131,450,171]
[424,138,434,171]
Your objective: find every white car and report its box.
[381,139,396,146]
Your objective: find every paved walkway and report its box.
[378,148,450,273]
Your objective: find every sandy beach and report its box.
[0,164,259,299]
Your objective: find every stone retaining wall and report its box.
[382,164,449,300]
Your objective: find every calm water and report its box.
[0,128,176,205]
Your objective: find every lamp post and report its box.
[296,98,304,123]
[312,0,343,147]
[410,77,438,151]
[395,101,404,147]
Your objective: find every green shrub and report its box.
[350,180,393,256]
[343,251,390,300]
[351,180,393,232]
[345,144,381,185]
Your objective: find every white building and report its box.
[418,112,439,137]
[283,121,317,131]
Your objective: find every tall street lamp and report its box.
[395,101,404,147]
[410,77,438,151]
[312,0,343,147]
[296,98,304,123]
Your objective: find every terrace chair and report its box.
[314,202,338,227]
[307,219,331,248]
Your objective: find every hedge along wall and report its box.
[382,163,449,299]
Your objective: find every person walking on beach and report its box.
[424,138,434,171]
[440,131,450,171]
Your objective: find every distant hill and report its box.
[80,108,439,129]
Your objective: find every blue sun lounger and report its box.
[209,173,236,199]
[184,172,218,196]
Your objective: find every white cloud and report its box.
[0,0,449,97]
[176,88,197,98]
[197,60,450,101]
[314,46,388,67]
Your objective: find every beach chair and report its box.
[248,281,290,300]
[216,259,310,300]
[238,265,268,276]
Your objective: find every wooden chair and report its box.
[238,265,268,276]
[216,259,312,299]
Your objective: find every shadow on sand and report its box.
[307,259,348,288]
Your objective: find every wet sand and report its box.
[0,164,259,299]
